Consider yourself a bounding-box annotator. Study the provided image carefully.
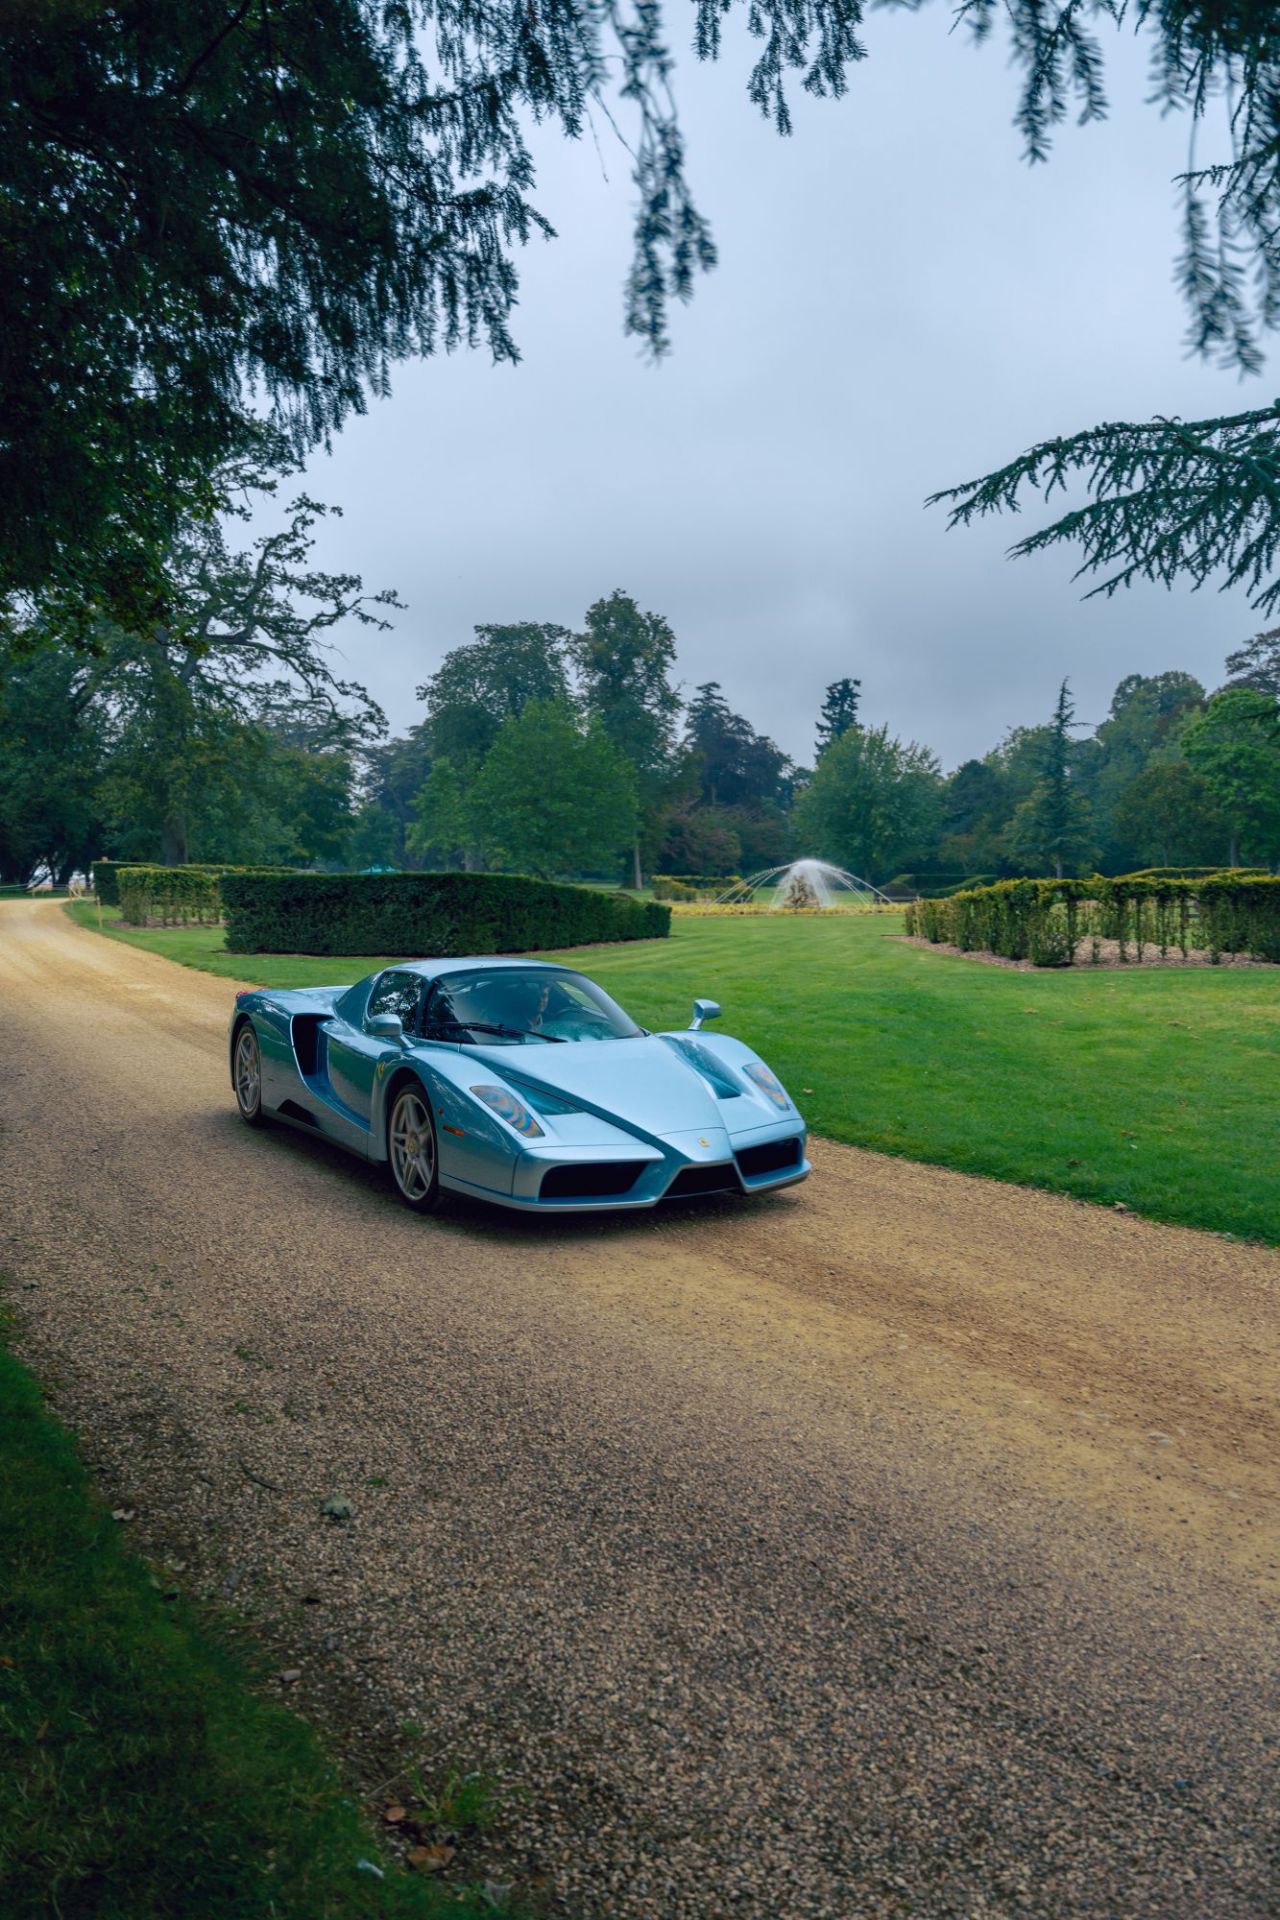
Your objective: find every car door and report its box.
[320,970,423,1152]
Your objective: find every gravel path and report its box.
[1,899,1276,1918]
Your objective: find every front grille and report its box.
[540,1161,645,1200]
[665,1163,738,1199]
[736,1137,802,1179]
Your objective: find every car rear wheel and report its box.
[387,1083,443,1213]
[233,1021,267,1127]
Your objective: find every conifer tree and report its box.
[815,678,862,757]
[1006,681,1095,879]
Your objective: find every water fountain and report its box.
[714,858,894,909]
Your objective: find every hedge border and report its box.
[905,873,1280,965]
[220,871,671,955]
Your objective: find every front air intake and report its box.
[736,1137,802,1179]
[539,1162,646,1200]
[664,1163,738,1199]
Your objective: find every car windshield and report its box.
[425,968,642,1044]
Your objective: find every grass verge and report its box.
[0,1320,513,1920]
[62,901,1280,1242]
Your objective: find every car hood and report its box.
[463,1034,725,1138]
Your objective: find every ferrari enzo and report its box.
[228,957,809,1213]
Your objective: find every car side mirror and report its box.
[689,998,721,1032]
[367,1012,405,1042]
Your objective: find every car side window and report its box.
[367,971,421,1032]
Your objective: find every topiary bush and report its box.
[113,864,287,926]
[221,871,671,955]
[908,873,1280,965]
[652,874,741,901]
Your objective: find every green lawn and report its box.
[0,1326,515,1920]
[65,901,1280,1242]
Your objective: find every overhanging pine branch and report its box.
[930,403,1280,612]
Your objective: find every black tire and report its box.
[386,1080,445,1213]
[232,1019,268,1128]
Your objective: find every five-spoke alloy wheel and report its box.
[388,1083,443,1212]
[233,1021,266,1127]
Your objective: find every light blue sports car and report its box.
[229,957,809,1213]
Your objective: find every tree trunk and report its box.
[1054,853,1064,880]
[162,813,189,866]
[1229,834,1240,867]
[632,838,643,890]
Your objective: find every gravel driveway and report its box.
[1,899,1276,1918]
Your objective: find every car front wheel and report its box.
[387,1083,443,1213]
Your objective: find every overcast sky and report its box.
[289,9,1254,773]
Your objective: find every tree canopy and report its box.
[1182,688,1280,867]
[793,722,942,882]
[13,1,1280,623]
[466,700,637,877]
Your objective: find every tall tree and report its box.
[1181,689,1280,867]
[1006,681,1095,879]
[352,725,436,870]
[793,723,942,883]
[1085,671,1206,863]
[0,642,107,884]
[815,678,861,757]
[24,444,393,865]
[685,683,789,808]
[1111,764,1229,871]
[939,758,1011,876]
[467,700,636,878]
[1224,628,1280,700]
[418,625,571,771]
[570,590,682,888]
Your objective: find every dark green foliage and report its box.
[651,873,742,899]
[935,402,1280,614]
[95,860,287,912]
[814,678,861,757]
[2,0,723,616]
[685,683,791,808]
[0,641,106,884]
[0,1337,516,1920]
[93,858,201,908]
[1111,763,1229,871]
[1005,681,1096,879]
[929,8,1280,609]
[221,871,670,955]
[571,591,683,886]
[116,863,289,926]
[1182,687,1280,865]
[908,873,1280,966]
[416,626,573,771]
[10,1,1280,623]
[1225,625,1280,698]
[462,699,638,877]
[12,447,388,871]
[793,721,942,882]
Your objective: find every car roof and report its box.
[395,957,573,984]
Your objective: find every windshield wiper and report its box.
[429,1020,564,1044]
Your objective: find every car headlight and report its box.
[743,1061,791,1111]
[470,1084,545,1138]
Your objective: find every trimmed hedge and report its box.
[113,864,288,926]
[99,862,291,921]
[221,871,672,955]
[906,873,1280,965]
[94,859,284,909]
[652,874,742,901]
